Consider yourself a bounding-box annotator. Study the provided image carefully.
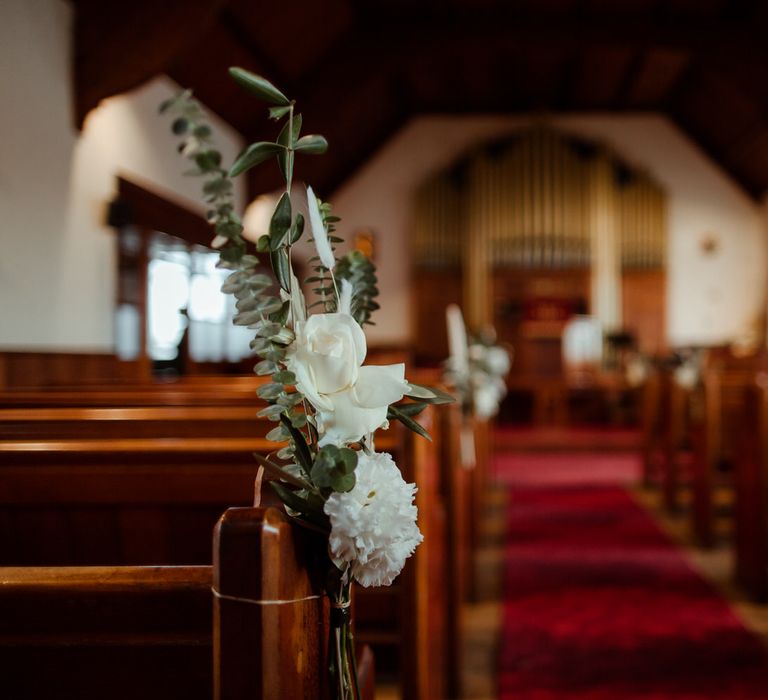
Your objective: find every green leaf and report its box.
[269,192,292,249]
[280,414,313,474]
[388,405,432,441]
[269,300,290,325]
[266,425,289,442]
[294,134,328,154]
[229,141,284,178]
[256,236,270,253]
[269,105,292,120]
[172,117,189,135]
[254,359,279,376]
[229,67,291,106]
[276,114,301,184]
[195,150,222,171]
[406,384,456,404]
[290,213,305,244]
[290,412,307,428]
[270,246,291,292]
[273,370,296,385]
[394,401,428,417]
[337,447,358,475]
[270,482,320,516]
[253,453,311,490]
[257,382,284,400]
[330,471,356,493]
[277,113,303,149]
[257,404,285,420]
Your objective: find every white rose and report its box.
[288,313,366,411]
[287,312,410,445]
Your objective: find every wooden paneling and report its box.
[0,351,140,390]
[621,269,666,354]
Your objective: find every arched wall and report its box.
[0,0,245,350]
[332,114,767,349]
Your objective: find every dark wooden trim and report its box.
[115,177,212,247]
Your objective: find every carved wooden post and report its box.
[213,507,330,700]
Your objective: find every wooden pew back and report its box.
[0,565,212,700]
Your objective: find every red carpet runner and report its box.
[497,453,768,699]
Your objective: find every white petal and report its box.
[306,185,335,271]
[289,272,306,325]
[339,278,353,316]
[352,364,408,409]
[446,304,469,374]
[318,388,388,446]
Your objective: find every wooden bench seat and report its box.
[0,406,270,439]
[0,507,375,700]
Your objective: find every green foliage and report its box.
[228,67,290,106]
[387,404,432,441]
[229,142,284,178]
[310,444,358,493]
[334,250,380,326]
[162,69,436,543]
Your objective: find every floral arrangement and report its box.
[444,304,511,421]
[161,68,451,699]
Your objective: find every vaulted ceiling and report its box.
[74,0,768,200]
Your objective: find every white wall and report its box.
[0,0,245,350]
[332,114,767,348]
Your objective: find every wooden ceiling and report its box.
[74,0,768,200]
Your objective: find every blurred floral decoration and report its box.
[444,303,512,466]
[161,69,452,700]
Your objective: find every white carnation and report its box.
[324,451,423,587]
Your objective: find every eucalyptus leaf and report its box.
[229,67,291,106]
[172,118,189,135]
[254,359,279,376]
[257,383,284,400]
[257,404,285,420]
[267,425,290,443]
[330,471,356,493]
[337,447,358,475]
[273,370,296,385]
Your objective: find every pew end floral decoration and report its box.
[161,68,452,699]
[444,304,511,421]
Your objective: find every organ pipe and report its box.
[412,126,667,326]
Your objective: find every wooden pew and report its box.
[0,437,273,565]
[1,384,453,698]
[439,399,471,698]
[688,367,758,547]
[733,376,768,601]
[0,406,271,440]
[354,406,449,700]
[0,507,376,700]
[0,564,213,699]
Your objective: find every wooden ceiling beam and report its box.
[73,0,229,128]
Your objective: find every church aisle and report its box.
[497,452,768,699]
